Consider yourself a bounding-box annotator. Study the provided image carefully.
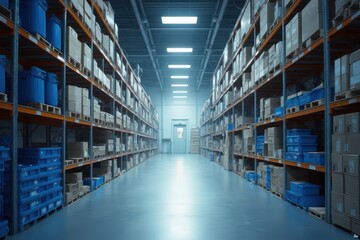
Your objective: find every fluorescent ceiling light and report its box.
[162,16,198,24]
[168,65,191,69]
[167,48,193,53]
[171,76,189,79]
[172,84,189,87]
[173,96,188,99]
[173,91,188,94]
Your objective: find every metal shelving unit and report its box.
[0,0,159,234]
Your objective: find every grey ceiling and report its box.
[109,0,244,92]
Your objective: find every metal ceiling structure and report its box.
[109,0,244,92]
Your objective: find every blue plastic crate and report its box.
[274,106,284,117]
[19,178,61,202]
[310,87,324,102]
[286,129,312,136]
[285,190,324,208]
[290,181,321,196]
[304,152,325,166]
[46,14,61,51]
[0,220,9,238]
[18,147,61,160]
[245,171,256,182]
[286,97,299,108]
[286,135,318,144]
[0,146,10,161]
[298,93,312,106]
[285,152,304,162]
[0,55,5,94]
[18,169,61,187]
[18,162,61,178]
[19,67,47,104]
[286,144,317,153]
[45,73,58,107]
[19,0,48,38]
[19,186,62,205]
[256,135,264,143]
[0,0,9,8]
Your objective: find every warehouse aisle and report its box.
[9,154,350,240]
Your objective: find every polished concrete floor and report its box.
[9,154,351,240]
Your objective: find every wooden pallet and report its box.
[26,102,61,114]
[67,56,82,70]
[66,195,79,205]
[83,67,91,78]
[308,207,326,220]
[69,157,89,163]
[82,115,91,122]
[272,191,283,199]
[65,160,74,166]
[67,111,81,119]
[335,89,360,101]
[52,46,63,56]
[302,29,323,49]
[0,4,11,19]
[349,0,360,15]
[285,0,296,10]
[304,99,325,110]
[286,106,300,114]
[19,205,62,232]
[35,33,51,48]
[286,47,302,62]
[265,114,275,121]
[270,17,281,32]
[115,123,122,129]
[0,93,7,102]
[94,154,105,159]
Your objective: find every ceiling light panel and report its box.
[167,48,193,53]
[161,16,198,24]
[168,65,191,69]
[172,84,189,87]
[173,96,188,99]
[171,76,189,79]
[173,91,188,94]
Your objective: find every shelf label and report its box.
[75,119,79,123]
[337,24,343,31]
[0,16,6,24]
[349,98,358,104]
[78,163,83,167]
[29,35,38,45]
[76,69,80,74]
[297,163,301,167]
[36,111,41,116]
[309,165,316,170]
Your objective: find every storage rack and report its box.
[0,0,159,234]
[199,0,360,226]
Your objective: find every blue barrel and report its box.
[0,0,9,8]
[19,0,48,38]
[45,73,58,106]
[46,14,61,51]
[19,67,46,104]
[0,55,5,93]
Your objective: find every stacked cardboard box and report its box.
[259,2,275,40]
[301,0,323,47]
[95,22,102,44]
[264,98,281,118]
[93,145,106,158]
[65,172,89,204]
[93,98,101,120]
[270,166,284,195]
[350,49,360,90]
[66,85,82,114]
[67,142,89,159]
[66,26,82,65]
[81,43,92,74]
[93,161,112,183]
[82,88,90,117]
[83,0,95,33]
[265,127,283,158]
[334,54,350,94]
[332,111,360,233]
[190,127,200,154]
[257,162,268,187]
[243,125,255,154]
[286,13,301,58]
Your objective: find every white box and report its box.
[301,0,322,44]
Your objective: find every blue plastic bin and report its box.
[0,146,10,161]
[18,147,61,159]
[310,88,325,101]
[256,135,264,143]
[0,0,9,8]
[0,55,5,94]
[45,73,58,106]
[46,14,61,51]
[285,152,304,162]
[274,106,284,117]
[285,190,325,208]
[286,97,299,108]
[298,93,311,106]
[286,144,317,153]
[0,220,9,238]
[286,129,312,136]
[286,135,318,144]
[304,152,325,165]
[20,0,48,38]
[19,67,47,104]
[290,181,321,196]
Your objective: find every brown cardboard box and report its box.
[332,191,344,213]
[267,127,282,137]
[345,194,360,219]
[65,183,77,193]
[343,154,360,177]
[332,173,344,194]
[66,172,83,183]
[346,112,360,134]
[345,175,360,197]
[352,218,360,235]
[332,153,343,173]
[332,134,346,154]
[332,209,351,230]
[346,134,360,154]
[333,115,345,134]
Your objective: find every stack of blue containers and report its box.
[256,135,264,155]
[244,171,257,182]
[285,129,318,163]
[0,147,10,238]
[83,176,105,190]
[285,181,324,208]
[266,166,271,190]
[0,0,9,8]
[20,0,48,38]
[4,147,63,231]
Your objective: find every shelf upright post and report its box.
[112,42,116,179]
[10,0,19,234]
[281,0,287,195]
[322,0,331,224]
[89,1,95,192]
[62,0,68,202]
[253,20,258,184]
[241,99,245,171]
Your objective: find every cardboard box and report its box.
[350,49,360,64]
[332,153,343,173]
[332,134,346,154]
[343,154,360,177]
[66,26,81,64]
[332,173,344,194]
[66,172,83,183]
[267,127,282,137]
[333,115,345,134]
[66,183,77,192]
[345,194,360,219]
[332,191,345,213]
[301,0,323,44]
[332,209,351,230]
[67,142,89,158]
[346,134,360,154]
[345,175,360,197]
[346,112,360,134]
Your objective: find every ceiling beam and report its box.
[196,0,229,91]
[130,0,164,91]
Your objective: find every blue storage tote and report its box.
[256,135,264,143]
[19,67,47,104]
[274,106,284,117]
[285,190,325,208]
[286,135,318,144]
[310,87,324,101]
[298,93,311,106]
[286,144,317,153]
[18,147,61,160]
[286,129,312,136]
[304,152,325,165]
[45,73,58,106]
[46,14,61,51]
[285,152,304,162]
[0,146,10,161]
[290,181,321,196]
[19,0,48,38]
[0,0,9,8]
[0,55,5,93]
[0,220,9,238]
[286,96,299,108]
